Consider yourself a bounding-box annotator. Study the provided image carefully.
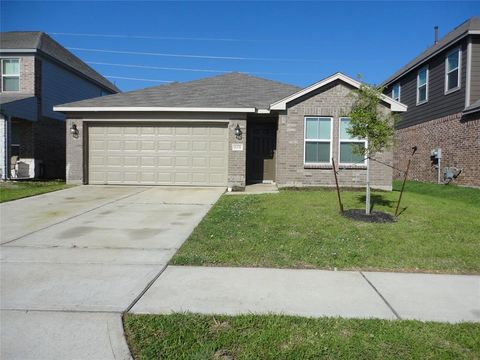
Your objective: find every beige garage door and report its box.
[88,123,228,186]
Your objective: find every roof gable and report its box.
[270,73,407,112]
[0,31,120,93]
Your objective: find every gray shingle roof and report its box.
[382,17,480,86]
[57,72,301,109]
[0,31,120,93]
[0,93,35,105]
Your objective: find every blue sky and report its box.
[1,1,478,92]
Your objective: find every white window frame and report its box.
[304,116,333,166]
[416,66,429,105]
[445,47,461,94]
[392,83,401,102]
[1,58,21,92]
[338,117,368,166]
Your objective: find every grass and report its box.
[124,313,480,360]
[0,180,72,203]
[171,181,480,273]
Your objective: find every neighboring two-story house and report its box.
[0,32,119,180]
[383,17,480,187]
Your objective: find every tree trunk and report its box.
[366,153,371,215]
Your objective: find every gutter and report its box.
[462,106,480,115]
[53,106,258,113]
[0,114,9,180]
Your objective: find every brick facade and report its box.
[393,112,480,187]
[66,118,84,184]
[227,118,247,189]
[276,81,393,191]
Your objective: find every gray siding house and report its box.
[0,32,119,180]
[383,17,480,187]
[56,72,405,191]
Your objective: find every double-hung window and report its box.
[1,59,20,92]
[445,48,461,93]
[304,117,331,164]
[392,83,401,102]
[339,117,367,165]
[416,66,428,105]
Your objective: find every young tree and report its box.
[348,83,397,215]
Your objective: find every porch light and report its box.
[70,124,79,138]
[234,124,242,140]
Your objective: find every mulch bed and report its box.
[341,209,396,223]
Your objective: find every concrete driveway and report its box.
[0,186,223,360]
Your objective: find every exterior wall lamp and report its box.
[234,124,242,140]
[70,124,79,138]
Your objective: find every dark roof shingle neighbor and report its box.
[56,72,301,109]
[0,93,35,105]
[0,31,120,93]
[382,17,480,86]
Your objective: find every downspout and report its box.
[1,114,9,180]
[465,36,472,108]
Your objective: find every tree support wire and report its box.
[333,146,417,218]
[395,146,417,217]
[334,156,406,175]
[332,158,344,213]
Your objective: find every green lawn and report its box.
[124,313,480,360]
[171,181,480,274]
[0,181,72,203]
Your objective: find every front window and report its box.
[2,59,20,92]
[304,117,331,164]
[445,48,461,93]
[417,66,428,105]
[339,117,367,165]
[392,83,401,102]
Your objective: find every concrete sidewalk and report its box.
[131,266,480,323]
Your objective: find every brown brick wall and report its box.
[66,118,84,184]
[393,112,480,187]
[276,81,393,190]
[227,118,247,189]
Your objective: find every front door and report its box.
[246,121,276,183]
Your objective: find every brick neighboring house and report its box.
[0,32,119,180]
[55,72,406,191]
[383,17,480,187]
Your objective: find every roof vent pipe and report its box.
[434,26,439,44]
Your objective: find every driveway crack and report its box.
[124,265,169,313]
[360,271,402,320]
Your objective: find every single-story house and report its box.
[55,72,407,191]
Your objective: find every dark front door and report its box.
[246,121,276,183]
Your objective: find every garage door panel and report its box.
[175,141,190,151]
[157,141,173,150]
[88,123,227,186]
[107,157,123,166]
[192,141,208,151]
[141,141,155,151]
